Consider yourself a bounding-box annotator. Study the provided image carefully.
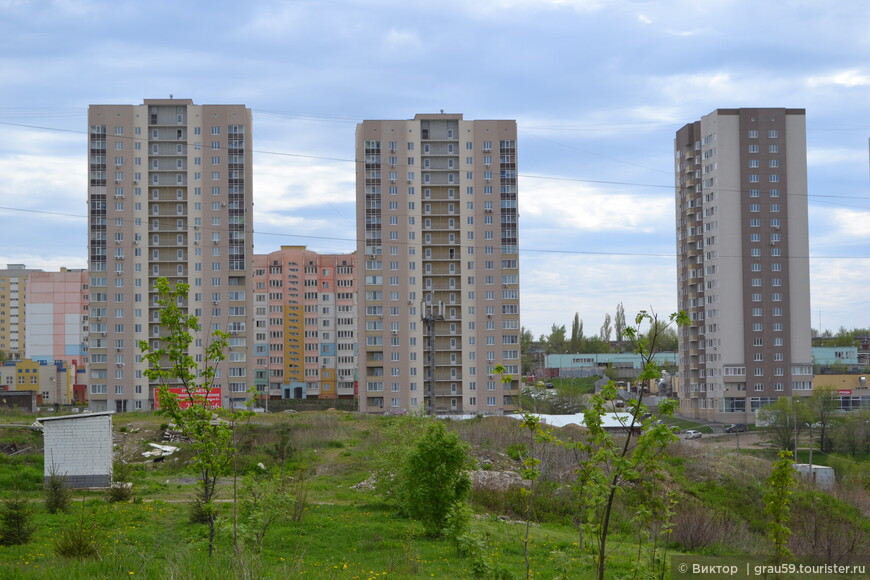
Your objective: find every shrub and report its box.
[0,491,37,546]
[105,460,134,503]
[45,464,72,514]
[396,420,473,537]
[53,506,103,559]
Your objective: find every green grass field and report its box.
[0,409,867,579]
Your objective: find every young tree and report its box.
[574,310,688,580]
[139,277,247,557]
[765,450,797,562]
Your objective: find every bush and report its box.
[105,460,133,503]
[45,464,72,514]
[396,420,473,537]
[0,491,37,546]
[53,506,104,559]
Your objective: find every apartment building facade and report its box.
[253,247,357,401]
[87,99,254,412]
[675,108,813,422]
[25,268,89,365]
[0,264,44,360]
[356,114,521,415]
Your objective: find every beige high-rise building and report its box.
[675,108,813,423]
[356,114,521,415]
[87,99,254,412]
[253,247,358,401]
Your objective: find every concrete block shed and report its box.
[37,411,114,488]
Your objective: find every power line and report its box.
[1,204,869,261]
[1,120,868,203]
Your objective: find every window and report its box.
[749,159,759,168]
[748,130,758,138]
[769,159,779,168]
[768,130,778,138]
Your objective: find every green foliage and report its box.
[44,464,72,514]
[53,506,104,559]
[238,467,296,551]
[764,450,797,562]
[138,277,252,556]
[506,442,527,461]
[372,413,429,503]
[396,420,473,537]
[0,490,36,546]
[571,310,686,580]
[105,460,133,503]
[758,397,814,451]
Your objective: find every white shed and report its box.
[794,463,836,490]
[37,411,114,488]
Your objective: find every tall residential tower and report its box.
[356,114,521,415]
[675,108,813,422]
[87,99,254,412]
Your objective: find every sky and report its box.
[1,0,869,339]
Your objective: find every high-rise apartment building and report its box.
[87,99,254,412]
[253,247,358,401]
[675,108,813,422]
[0,264,43,360]
[356,114,521,415]
[25,268,89,366]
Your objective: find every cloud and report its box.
[520,177,672,234]
[382,28,422,55]
[807,147,868,167]
[806,70,870,88]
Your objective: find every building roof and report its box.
[36,411,114,423]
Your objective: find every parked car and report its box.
[684,430,702,439]
[725,423,747,433]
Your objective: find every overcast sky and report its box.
[1,0,869,338]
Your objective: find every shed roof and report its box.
[36,411,115,423]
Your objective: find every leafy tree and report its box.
[805,386,840,453]
[569,313,583,353]
[396,420,473,537]
[614,302,626,349]
[520,326,535,375]
[765,450,797,562]
[545,323,568,354]
[139,277,249,557]
[599,313,612,342]
[758,398,813,452]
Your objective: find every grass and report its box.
[0,409,868,578]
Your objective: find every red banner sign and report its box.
[156,387,222,409]
[837,389,852,396]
